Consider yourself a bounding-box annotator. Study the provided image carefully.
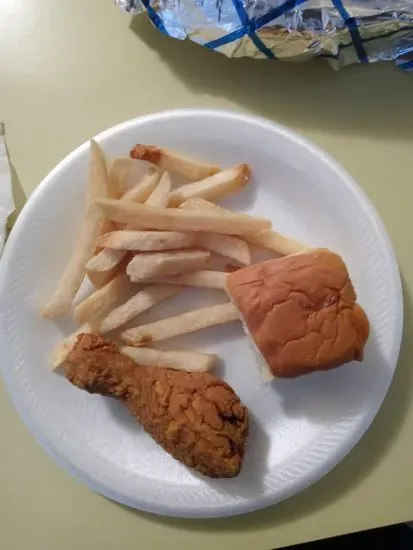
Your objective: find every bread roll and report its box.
[226,249,370,379]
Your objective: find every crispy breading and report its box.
[65,333,248,478]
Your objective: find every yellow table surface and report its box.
[1,1,413,549]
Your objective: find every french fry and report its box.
[107,158,133,198]
[87,265,120,288]
[91,159,132,256]
[94,219,116,252]
[130,144,220,181]
[73,272,137,325]
[87,155,136,281]
[197,233,251,265]
[86,253,130,288]
[109,158,159,197]
[86,248,127,272]
[87,168,162,274]
[121,346,218,373]
[179,199,251,263]
[99,285,182,333]
[88,139,108,195]
[145,171,171,207]
[96,230,196,252]
[126,249,210,282]
[181,197,307,256]
[96,161,122,244]
[96,198,271,235]
[42,140,108,317]
[121,166,160,203]
[50,324,91,369]
[148,270,227,289]
[122,303,239,346]
[242,231,307,256]
[168,164,250,207]
[180,197,223,210]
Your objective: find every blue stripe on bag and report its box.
[205,0,308,50]
[398,59,413,70]
[331,0,368,62]
[231,0,276,58]
[141,0,169,35]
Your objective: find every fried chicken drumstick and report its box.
[65,333,249,478]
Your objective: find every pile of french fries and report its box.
[43,141,307,373]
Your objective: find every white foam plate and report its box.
[0,109,403,518]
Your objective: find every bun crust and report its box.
[226,249,370,378]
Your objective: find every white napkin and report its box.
[0,125,15,255]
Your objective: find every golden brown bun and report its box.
[226,249,370,378]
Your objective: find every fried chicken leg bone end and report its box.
[65,333,249,478]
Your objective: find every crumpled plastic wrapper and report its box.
[116,0,413,70]
[0,125,15,256]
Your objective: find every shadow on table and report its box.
[129,16,413,140]
[117,279,412,535]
